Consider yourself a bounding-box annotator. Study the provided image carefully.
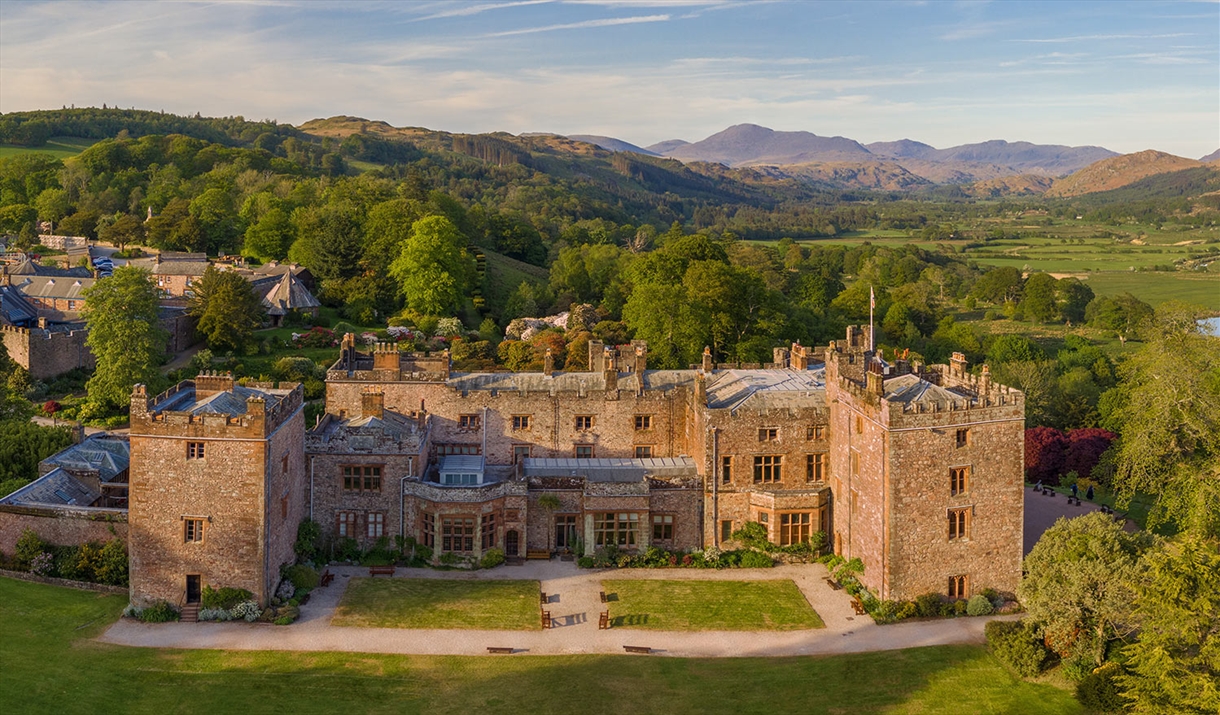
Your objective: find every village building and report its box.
[259,271,321,327]
[129,252,210,299]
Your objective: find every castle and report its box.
[1,326,1025,608]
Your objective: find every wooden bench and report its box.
[851,597,867,616]
[527,550,550,560]
[623,645,652,654]
[487,647,514,654]
[319,570,334,587]
[599,591,608,603]
[540,592,548,604]
[369,565,396,577]
[598,611,610,630]
[541,610,552,629]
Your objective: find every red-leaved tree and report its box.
[1025,426,1068,485]
[1065,428,1116,481]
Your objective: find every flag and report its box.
[870,286,875,309]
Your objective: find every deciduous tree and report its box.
[82,266,167,411]
[188,265,265,353]
[389,215,473,317]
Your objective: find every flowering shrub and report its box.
[198,608,234,622]
[291,327,336,348]
[386,325,415,341]
[29,551,53,577]
[231,600,261,622]
[360,332,378,345]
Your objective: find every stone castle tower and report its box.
[825,339,1025,601]
[127,373,306,607]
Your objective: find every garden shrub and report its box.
[897,601,918,620]
[14,529,45,569]
[29,551,54,577]
[953,599,969,616]
[479,547,505,569]
[967,594,994,616]
[915,592,943,618]
[138,601,180,623]
[873,600,900,623]
[738,550,774,568]
[731,521,771,550]
[438,551,460,566]
[1075,662,1125,713]
[336,537,360,562]
[202,586,255,611]
[986,620,1051,677]
[96,539,128,586]
[577,556,594,569]
[283,564,319,591]
[231,601,261,622]
[1060,655,1094,683]
[413,544,434,564]
[938,601,956,617]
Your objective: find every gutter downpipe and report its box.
[711,426,719,549]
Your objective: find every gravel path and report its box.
[99,561,1010,658]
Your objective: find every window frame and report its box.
[512,444,532,464]
[337,511,358,538]
[421,512,435,547]
[341,465,383,493]
[948,574,969,599]
[806,452,827,482]
[651,513,674,543]
[950,466,970,497]
[481,513,497,550]
[721,455,732,485]
[753,454,783,483]
[806,425,826,441]
[574,415,594,431]
[948,508,970,542]
[634,414,652,431]
[778,511,813,546]
[758,427,778,442]
[720,520,733,543]
[511,414,531,431]
[183,518,205,543]
[574,444,594,459]
[367,512,384,539]
[956,428,970,448]
[593,512,639,548]
[441,515,476,553]
[634,445,653,458]
[458,414,481,431]
[186,441,205,460]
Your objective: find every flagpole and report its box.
[869,286,875,353]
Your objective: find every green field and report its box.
[333,577,543,630]
[0,577,1083,714]
[604,579,824,631]
[0,136,96,159]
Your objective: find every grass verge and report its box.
[603,579,824,631]
[332,577,542,630]
[0,576,1083,714]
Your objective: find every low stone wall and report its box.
[0,568,128,595]
[0,504,128,555]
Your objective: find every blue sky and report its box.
[1,0,1216,157]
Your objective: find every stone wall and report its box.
[0,504,127,555]
[1,323,93,380]
[402,480,529,559]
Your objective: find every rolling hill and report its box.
[1045,150,1204,197]
[566,135,658,156]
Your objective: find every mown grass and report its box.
[603,579,824,631]
[333,577,543,630]
[0,577,1083,714]
[0,136,96,159]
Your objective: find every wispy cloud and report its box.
[1014,32,1194,43]
[413,0,553,21]
[485,13,669,36]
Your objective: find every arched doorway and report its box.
[506,530,520,557]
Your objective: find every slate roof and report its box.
[152,384,290,416]
[40,435,130,483]
[883,373,972,407]
[9,275,94,300]
[524,456,697,483]
[705,368,826,411]
[130,253,210,276]
[0,468,99,507]
[6,259,92,278]
[0,285,38,325]
[262,271,320,315]
[446,369,695,394]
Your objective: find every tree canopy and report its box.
[82,266,167,412]
[189,265,265,353]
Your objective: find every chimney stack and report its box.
[603,347,618,393]
[950,352,968,377]
[588,340,605,373]
[544,348,555,376]
[701,346,713,372]
[361,390,385,419]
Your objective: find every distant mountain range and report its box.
[567,123,1121,188]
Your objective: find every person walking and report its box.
[1071,482,1079,499]
[1086,484,1094,501]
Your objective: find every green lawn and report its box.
[603,579,824,631]
[0,136,96,159]
[333,577,543,630]
[0,577,1083,714]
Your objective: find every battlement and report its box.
[329,333,451,382]
[130,378,304,438]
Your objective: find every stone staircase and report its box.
[180,603,199,623]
